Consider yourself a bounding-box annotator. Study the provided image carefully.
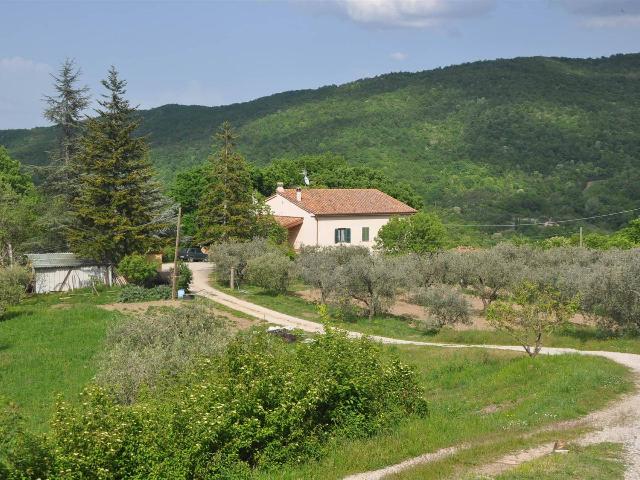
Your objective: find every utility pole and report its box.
[171,205,182,300]
[579,226,583,248]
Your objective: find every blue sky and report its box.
[1,0,639,129]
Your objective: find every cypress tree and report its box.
[196,122,262,244]
[67,67,162,265]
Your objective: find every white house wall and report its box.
[317,215,400,248]
[265,195,317,248]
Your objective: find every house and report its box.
[26,253,112,294]
[266,184,416,249]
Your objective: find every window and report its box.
[335,228,351,244]
[361,227,370,242]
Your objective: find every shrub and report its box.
[117,254,158,287]
[43,329,427,477]
[0,266,31,317]
[118,284,172,303]
[96,303,231,403]
[169,260,193,292]
[413,284,471,330]
[246,252,294,293]
[0,401,52,479]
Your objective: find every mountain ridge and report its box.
[2,52,639,229]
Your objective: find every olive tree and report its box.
[447,244,522,309]
[96,302,231,403]
[246,252,295,293]
[296,246,369,303]
[486,282,578,357]
[412,284,471,330]
[581,249,640,331]
[338,253,405,319]
[208,238,274,287]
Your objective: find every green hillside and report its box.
[2,53,640,229]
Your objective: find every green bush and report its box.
[246,252,294,293]
[0,266,31,318]
[21,329,427,478]
[0,401,52,479]
[117,254,158,287]
[169,260,192,292]
[118,285,172,303]
[96,303,231,403]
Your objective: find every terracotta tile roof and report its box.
[274,215,304,229]
[278,189,416,216]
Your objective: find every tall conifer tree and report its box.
[43,59,90,188]
[196,122,264,244]
[67,67,161,265]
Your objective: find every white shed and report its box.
[26,253,112,294]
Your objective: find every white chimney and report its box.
[296,187,302,202]
[276,182,284,193]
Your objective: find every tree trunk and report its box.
[7,242,13,267]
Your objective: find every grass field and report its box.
[0,289,121,432]
[253,345,632,479]
[217,281,640,354]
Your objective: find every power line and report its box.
[445,206,640,228]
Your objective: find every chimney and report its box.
[276,182,284,193]
[296,187,302,202]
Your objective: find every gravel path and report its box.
[189,262,640,479]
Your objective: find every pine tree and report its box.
[196,122,264,244]
[67,67,162,265]
[43,58,90,188]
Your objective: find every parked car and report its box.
[178,247,208,262]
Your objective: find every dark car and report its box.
[178,247,208,262]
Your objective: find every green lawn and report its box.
[217,281,640,354]
[254,345,632,479]
[0,289,121,432]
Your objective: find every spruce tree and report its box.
[196,122,263,244]
[67,67,162,265]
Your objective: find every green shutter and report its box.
[345,228,351,243]
[362,227,369,242]
[335,229,340,244]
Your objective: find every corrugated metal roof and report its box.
[26,253,102,269]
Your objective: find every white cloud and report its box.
[390,51,408,60]
[0,57,52,129]
[557,0,640,28]
[331,0,496,28]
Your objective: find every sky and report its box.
[1,0,639,130]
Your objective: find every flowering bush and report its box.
[12,329,427,478]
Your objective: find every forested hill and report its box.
[2,53,640,229]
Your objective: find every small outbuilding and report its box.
[26,253,112,294]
